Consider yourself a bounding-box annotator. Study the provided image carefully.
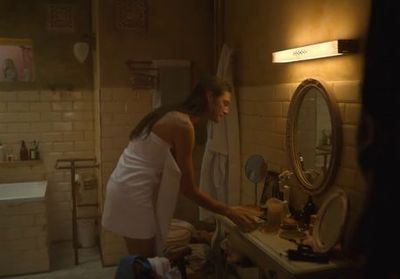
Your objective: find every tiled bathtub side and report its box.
[0,201,49,276]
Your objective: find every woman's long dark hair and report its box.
[129,76,232,139]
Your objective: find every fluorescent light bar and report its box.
[272,39,358,63]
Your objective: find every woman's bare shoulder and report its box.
[165,111,193,129]
[152,111,193,144]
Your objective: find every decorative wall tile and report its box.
[115,0,147,31]
[47,4,74,32]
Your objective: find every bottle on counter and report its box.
[20,140,29,161]
[282,185,293,215]
[302,195,317,226]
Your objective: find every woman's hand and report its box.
[225,207,258,233]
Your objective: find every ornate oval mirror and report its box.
[286,79,342,194]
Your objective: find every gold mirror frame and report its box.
[286,78,342,195]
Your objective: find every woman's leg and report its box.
[124,236,156,258]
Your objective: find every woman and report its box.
[102,76,257,257]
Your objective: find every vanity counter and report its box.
[213,213,351,279]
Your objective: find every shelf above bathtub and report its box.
[0,159,43,168]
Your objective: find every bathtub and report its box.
[0,180,50,276]
[0,180,47,203]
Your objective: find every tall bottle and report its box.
[29,140,40,160]
[0,142,4,162]
[34,141,40,160]
[302,195,317,225]
[20,140,29,161]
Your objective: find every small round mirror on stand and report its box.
[244,155,268,206]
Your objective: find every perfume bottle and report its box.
[302,195,317,225]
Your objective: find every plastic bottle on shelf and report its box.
[29,140,40,160]
[0,142,4,162]
[20,140,29,161]
[34,141,40,160]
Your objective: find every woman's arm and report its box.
[173,123,257,232]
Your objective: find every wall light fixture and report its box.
[272,39,358,63]
[73,34,96,63]
[73,42,89,63]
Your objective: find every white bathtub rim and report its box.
[0,180,48,204]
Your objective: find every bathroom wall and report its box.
[97,0,214,88]
[223,0,371,247]
[0,0,95,243]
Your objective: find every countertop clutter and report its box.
[212,200,351,279]
[214,214,351,279]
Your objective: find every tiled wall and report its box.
[238,80,365,247]
[0,89,96,241]
[0,200,49,276]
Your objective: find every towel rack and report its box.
[55,158,99,265]
[126,60,159,90]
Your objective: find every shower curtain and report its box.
[199,44,241,221]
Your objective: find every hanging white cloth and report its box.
[199,44,241,221]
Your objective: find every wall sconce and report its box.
[73,34,95,63]
[272,39,358,63]
[73,42,89,63]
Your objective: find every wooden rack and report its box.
[126,60,159,89]
[55,158,99,265]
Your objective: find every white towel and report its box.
[155,151,182,255]
[199,44,241,221]
[148,256,182,278]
